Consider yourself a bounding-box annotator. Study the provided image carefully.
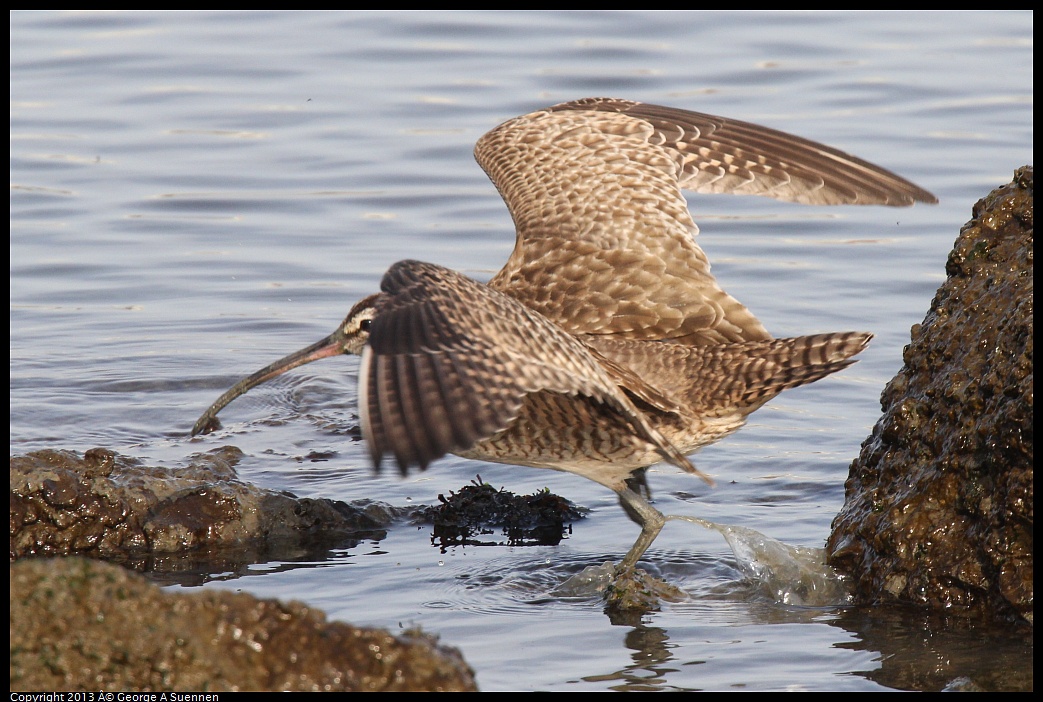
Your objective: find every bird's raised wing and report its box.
[476,97,935,345]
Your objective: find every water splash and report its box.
[670,516,852,606]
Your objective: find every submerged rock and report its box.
[827,167,1033,624]
[604,565,688,622]
[9,557,477,691]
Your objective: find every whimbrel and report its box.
[192,98,935,572]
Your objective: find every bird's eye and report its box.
[359,318,372,332]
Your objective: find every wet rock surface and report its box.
[10,446,397,579]
[827,167,1033,624]
[9,557,478,691]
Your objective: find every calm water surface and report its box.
[10,10,1032,691]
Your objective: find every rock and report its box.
[9,557,477,691]
[827,167,1032,624]
[10,447,395,575]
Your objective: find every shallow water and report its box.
[10,10,1033,691]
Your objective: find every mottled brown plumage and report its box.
[192,98,934,571]
[479,98,934,345]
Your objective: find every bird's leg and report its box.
[615,485,667,572]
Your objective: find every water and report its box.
[10,10,1033,691]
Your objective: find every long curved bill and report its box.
[191,327,350,437]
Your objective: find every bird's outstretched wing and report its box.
[475,97,935,345]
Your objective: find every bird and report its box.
[191,97,935,573]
